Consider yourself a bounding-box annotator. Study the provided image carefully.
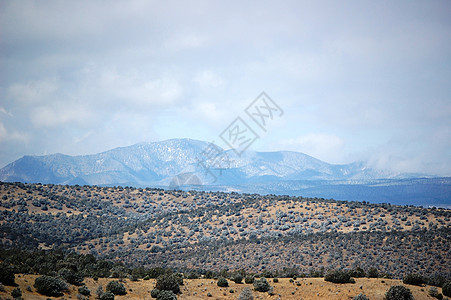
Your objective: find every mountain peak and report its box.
[0,138,416,187]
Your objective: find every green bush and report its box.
[58,267,84,286]
[217,277,229,287]
[175,273,184,286]
[353,293,369,300]
[429,287,441,298]
[100,291,115,300]
[157,290,177,300]
[106,280,127,295]
[367,268,379,278]
[245,275,255,284]
[427,275,446,288]
[96,285,104,298]
[273,278,279,283]
[442,281,451,297]
[325,270,354,284]
[0,264,16,286]
[349,267,366,278]
[403,273,425,286]
[151,288,160,298]
[232,274,243,284]
[253,278,271,292]
[78,285,91,296]
[187,272,199,279]
[384,285,414,300]
[11,287,22,298]
[34,275,68,297]
[204,271,214,279]
[156,273,181,294]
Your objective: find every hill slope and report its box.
[1,182,449,279]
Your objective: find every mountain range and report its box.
[1,138,450,207]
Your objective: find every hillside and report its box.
[0,182,449,279]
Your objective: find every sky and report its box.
[1,0,451,176]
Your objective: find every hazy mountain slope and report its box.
[0,139,209,185]
[0,138,401,186]
[1,138,448,207]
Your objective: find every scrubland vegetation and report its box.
[0,181,449,299]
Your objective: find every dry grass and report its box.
[0,275,442,300]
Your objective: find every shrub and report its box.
[253,278,271,292]
[267,286,275,295]
[151,288,160,298]
[384,285,414,300]
[238,287,253,300]
[403,273,425,286]
[261,270,274,278]
[0,264,16,286]
[78,285,91,296]
[0,283,5,292]
[157,290,177,300]
[232,274,243,284]
[442,281,451,297]
[173,273,184,286]
[187,272,199,279]
[325,270,354,284]
[11,287,22,298]
[106,280,126,295]
[367,268,379,278]
[217,277,229,287]
[349,267,366,278]
[96,285,104,298]
[429,287,441,298]
[58,267,84,286]
[100,291,115,300]
[427,275,446,288]
[273,278,279,283]
[156,273,181,294]
[34,275,68,297]
[353,293,369,300]
[245,275,255,284]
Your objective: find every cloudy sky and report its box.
[1,0,451,176]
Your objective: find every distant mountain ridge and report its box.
[1,138,449,207]
[0,138,406,185]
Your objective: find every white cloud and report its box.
[0,123,6,141]
[8,79,58,104]
[31,105,94,128]
[0,122,29,143]
[0,0,450,177]
[193,70,225,89]
[276,134,345,163]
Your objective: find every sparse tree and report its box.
[384,285,414,300]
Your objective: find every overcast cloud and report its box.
[1,0,450,176]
